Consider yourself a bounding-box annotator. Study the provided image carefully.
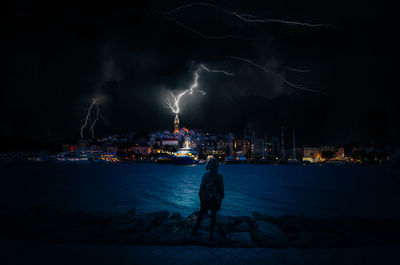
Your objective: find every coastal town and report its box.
[1,115,399,165]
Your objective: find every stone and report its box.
[216,214,232,237]
[253,212,274,222]
[127,208,136,217]
[169,212,183,220]
[86,211,112,227]
[251,220,290,248]
[143,211,170,229]
[232,221,251,232]
[67,211,94,226]
[111,215,135,225]
[232,216,252,225]
[228,232,255,247]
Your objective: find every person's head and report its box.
[206,157,219,173]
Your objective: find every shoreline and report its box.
[1,204,400,249]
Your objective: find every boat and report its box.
[224,156,237,164]
[172,147,199,165]
[55,151,91,164]
[236,152,248,163]
[154,154,173,164]
[287,158,300,164]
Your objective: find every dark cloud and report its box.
[1,0,398,145]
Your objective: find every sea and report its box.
[1,163,399,218]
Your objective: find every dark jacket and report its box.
[199,172,224,202]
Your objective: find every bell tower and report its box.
[174,114,180,134]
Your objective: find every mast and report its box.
[281,127,285,161]
[251,131,255,160]
[229,133,233,156]
[292,129,296,160]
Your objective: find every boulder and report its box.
[232,221,251,232]
[144,210,170,227]
[232,216,252,225]
[127,208,136,217]
[141,219,189,245]
[253,212,274,222]
[111,214,136,226]
[251,220,290,248]
[228,232,255,247]
[67,211,94,226]
[86,211,112,227]
[169,212,183,220]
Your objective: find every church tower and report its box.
[174,114,180,134]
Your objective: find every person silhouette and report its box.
[192,157,224,240]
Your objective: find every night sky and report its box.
[1,0,397,145]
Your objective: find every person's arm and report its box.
[199,174,206,198]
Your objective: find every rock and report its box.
[111,214,135,225]
[141,219,189,245]
[144,210,170,229]
[228,232,255,247]
[232,222,251,232]
[169,212,183,220]
[232,216,252,225]
[216,214,232,237]
[86,211,112,227]
[127,208,136,217]
[131,219,147,234]
[251,220,290,248]
[67,211,94,226]
[253,212,274,222]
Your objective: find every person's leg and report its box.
[192,206,205,234]
[210,208,216,240]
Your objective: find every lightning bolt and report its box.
[227,11,340,29]
[286,68,312,73]
[164,64,233,114]
[80,96,109,138]
[230,56,326,94]
[89,104,100,138]
[200,64,234,76]
[80,100,95,138]
[150,2,339,40]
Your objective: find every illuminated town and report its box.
[2,114,399,165]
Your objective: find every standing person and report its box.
[192,157,224,240]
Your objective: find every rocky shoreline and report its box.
[1,204,400,248]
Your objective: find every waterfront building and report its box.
[130,143,151,156]
[303,147,322,163]
[161,138,179,147]
[254,138,266,159]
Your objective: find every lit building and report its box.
[303,147,322,163]
[130,144,151,156]
[174,114,180,134]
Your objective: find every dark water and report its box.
[1,163,399,218]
